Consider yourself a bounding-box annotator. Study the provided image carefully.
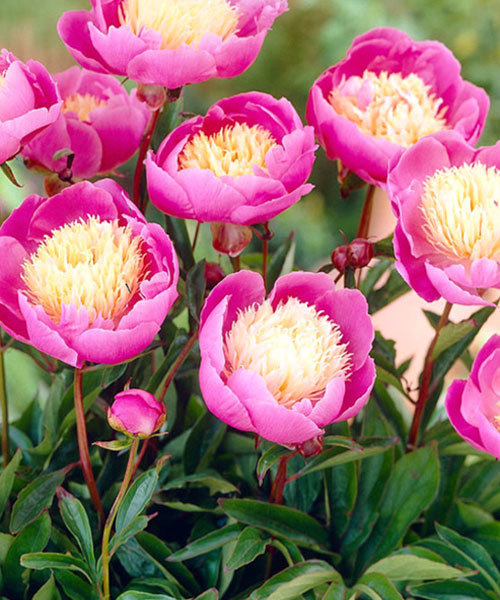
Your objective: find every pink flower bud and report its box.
[210,222,252,257]
[297,435,324,457]
[136,83,167,110]
[346,238,374,269]
[204,262,225,290]
[108,389,166,438]
[331,245,348,272]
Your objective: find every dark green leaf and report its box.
[249,560,342,599]
[225,527,268,571]
[407,579,495,600]
[116,469,158,534]
[257,445,289,485]
[353,573,403,600]
[366,554,468,580]
[162,472,237,495]
[431,319,476,360]
[0,448,22,519]
[220,499,328,548]
[471,522,500,567]
[183,413,226,475]
[4,513,51,597]
[116,593,178,600]
[368,266,410,313]
[1,161,22,187]
[321,581,349,599]
[284,454,322,513]
[165,216,194,272]
[267,231,296,292]
[193,590,218,600]
[94,439,133,452]
[355,446,440,574]
[57,489,95,574]
[54,570,99,600]
[360,259,392,297]
[373,235,394,259]
[167,524,242,561]
[110,515,150,555]
[21,552,91,579]
[32,575,61,600]
[186,260,206,324]
[11,467,69,533]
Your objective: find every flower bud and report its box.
[297,435,324,458]
[346,238,374,269]
[107,389,166,438]
[136,83,167,110]
[204,262,225,290]
[331,244,348,273]
[210,222,252,257]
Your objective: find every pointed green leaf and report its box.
[54,570,99,600]
[21,552,91,580]
[32,575,61,600]
[116,469,158,534]
[167,524,242,562]
[366,554,469,580]
[225,527,268,571]
[0,448,22,519]
[57,488,95,574]
[407,579,495,600]
[354,573,403,600]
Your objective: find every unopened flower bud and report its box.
[43,174,71,197]
[137,83,167,110]
[346,238,374,269]
[210,222,252,257]
[108,389,166,438]
[204,262,225,290]
[297,435,324,458]
[331,245,348,273]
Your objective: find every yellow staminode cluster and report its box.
[329,70,448,147]
[62,93,107,122]
[224,297,352,408]
[0,73,5,88]
[119,0,239,50]
[179,123,277,177]
[21,216,148,324]
[421,162,500,261]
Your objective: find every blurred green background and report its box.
[2,0,500,269]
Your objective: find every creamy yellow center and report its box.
[329,70,448,147]
[21,217,148,324]
[421,163,500,261]
[224,297,352,408]
[119,0,239,50]
[0,73,6,88]
[62,93,107,122]
[179,123,277,177]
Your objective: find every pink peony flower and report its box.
[388,130,500,306]
[306,28,489,187]
[446,335,500,459]
[0,179,178,367]
[146,92,316,225]
[198,270,375,445]
[108,388,166,437]
[0,49,61,165]
[22,67,150,180]
[57,0,288,90]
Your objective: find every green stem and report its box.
[407,302,453,450]
[74,368,105,522]
[191,221,201,253]
[356,184,376,239]
[0,332,9,468]
[101,437,139,600]
[270,539,294,567]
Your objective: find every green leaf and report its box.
[116,593,178,600]
[10,466,70,533]
[471,522,500,565]
[186,260,206,324]
[267,231,296,292]
[353,573,403,600]
[116,469,158,535]
[1,161,22,187]
[366,554,469,581]
[167,524,242,562]
[257,445,289,485]
[162,472,237,495]
[368,266,409,313]
[407,579,495,600]
[165,216,194,273]
[94,439,133,451]
[355,445,440,574]
[194,591,219,600]
[54,571,99,600]
[373,235,394,259]
[57,489,95,575]
[4,513,51,597]
[431,319,476,360]
[249,560,342,600]
[21,552,91,579]
[110,515,150,555]
[183,413,226,475]
[0,448,22,519]
[435,524,500,595]
[220,499,328,549]
[321,581,349,599]
[225,527,268,571]
[32,575,61,600]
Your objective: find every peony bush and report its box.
[1,5,500,600]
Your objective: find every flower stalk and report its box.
[74,367,105,522]
[158,331,198,403]
[356,184,376,239]
[0,331,9,468]
[407,302,453,450]
[134,107,162,212]
[101,437,140,600]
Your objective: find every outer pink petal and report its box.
[0,237,29,341]
[228,368,323,444]
[446,380,487,454]
[340,357,376,420]
[425,262,491,306]
[476,410,500,460]
[308,376,345,427]
[268,271,334,309]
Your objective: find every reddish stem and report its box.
[74,367,105,523]
[133,108,161,212]
[407,302,453,450]
[356,184,376,239]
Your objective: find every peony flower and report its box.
[0,49,61,165]
[146,92,316,225]
[446,335,500,459]
[57,0,288,90]
[388,130,500,306]
[22,66,150,180]
[198,270,375,445]
[0,179,178,367]
[108,388,166,437]
[306,28,488,187]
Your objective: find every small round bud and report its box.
[210,222,252,257]
[331,245,348,273]
[297,435,324,458]
[108,389,166,438]
[204,262,225,290]
[346,238,374,269]
[136,83,167,110]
